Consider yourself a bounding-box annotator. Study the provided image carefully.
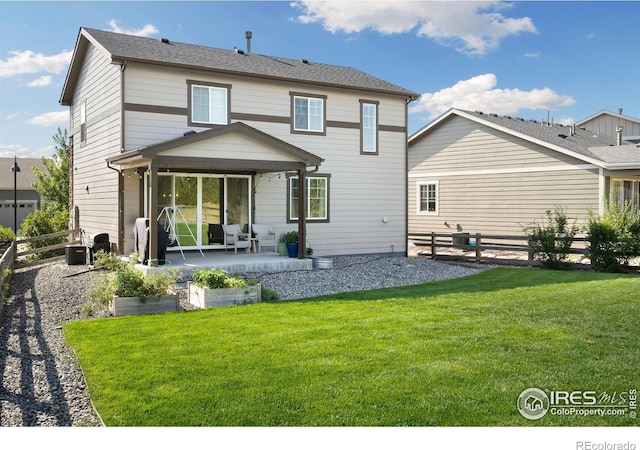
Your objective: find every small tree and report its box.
[20,128,70,259]
[525,207,580,270]
[32,127,70,210]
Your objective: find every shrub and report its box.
[191,268,248,289]
[587,199,640,272]
[525,207,580,270]
[20,203,69,260]
[0,226,15,244]
[280,231,298,244]
[93,250,127,271]
[260,286,280,302]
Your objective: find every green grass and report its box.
[63,268,640,426]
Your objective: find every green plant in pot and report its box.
[281,231,299,258]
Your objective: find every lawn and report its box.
[63,268,640,426]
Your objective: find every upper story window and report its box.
[187,80,231,127]
[360,100,378,154]
[80,101,87,143]
[417,181,439,215]
[290,92,326,135]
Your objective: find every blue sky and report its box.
[1,0,639,158]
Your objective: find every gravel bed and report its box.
[0,255,492,426]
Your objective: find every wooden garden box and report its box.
[111,295,180,317]
[188,282,261,309]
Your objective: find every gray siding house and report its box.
[60,28,418,264]
[408,109,640,237]
[577,110,640,144]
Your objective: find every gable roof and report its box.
[576,109,640,127]
[0,158,46,191]
[409,108,640,170]
[61,27,419,106]
[107,122,323,171]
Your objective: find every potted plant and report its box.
[89,252,181,316]
[281,231,299,258]
[188,268,261,308]
[277,234,288,256]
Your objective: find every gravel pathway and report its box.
[0,255,492,427]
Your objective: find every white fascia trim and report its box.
[408,163,598,178]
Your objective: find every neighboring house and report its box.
[60,28,418,263]
[0,158,45,232]
[577,110,640,144]
[408,109,640,237]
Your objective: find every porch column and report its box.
[147,161,159,266]
[297,167,306,259]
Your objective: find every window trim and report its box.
[287,173,331,223]
[187,80,232,127]
[610,178,640,210]
[290,92,327,135]
[360,99,379,155]
[417,181,439,216]
[79,101,87,144]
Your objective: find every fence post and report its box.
[430,231,436,259]
[475,233,482,262]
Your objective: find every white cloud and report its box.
[292,0,537,55]
[28,111,68,126]
[0,50,72,77]
[409,73,575,121]
[0,143,53,158]
[107,19,159,37]
[27,75,53,87]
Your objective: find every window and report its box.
[188,80,230,126]
[80,101,87,143]
[360,100,378,154]
[610,179,640,211]
[288,175,330,222]
[417,182,438,215]
[290,92,326,134]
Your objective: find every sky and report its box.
[1,0,639,159]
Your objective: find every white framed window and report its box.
[188,80,230,126]
[417,181,439,215]
[291,92,326,134]
[80,101,87,143]
[360,100,378,154]
[610,179,640,211]
[288,175,330,222]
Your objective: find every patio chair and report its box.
[252,224,278,253]
[222,224,251,254]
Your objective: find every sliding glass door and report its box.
[148,173,251,249]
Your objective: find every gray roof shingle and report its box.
[81,28,418,98]
[460,110,640,166]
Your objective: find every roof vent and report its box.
[161,38,170,44]
[245,31,252,54]
[234,47,245,55]
[183,130,197,137]
[302,59,309,64]
[558,134,568,139]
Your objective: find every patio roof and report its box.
[107,122,324,172]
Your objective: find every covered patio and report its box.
[106,122,324,267]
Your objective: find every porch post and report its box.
[298,167,306,259]
[147,161,159,266]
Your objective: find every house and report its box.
[0,158,45,232]
[577,109,640,144]
[59,28,418,265]
[408,109,640,237]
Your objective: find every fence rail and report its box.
[409,232,591,268]
[15,228,82,259]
